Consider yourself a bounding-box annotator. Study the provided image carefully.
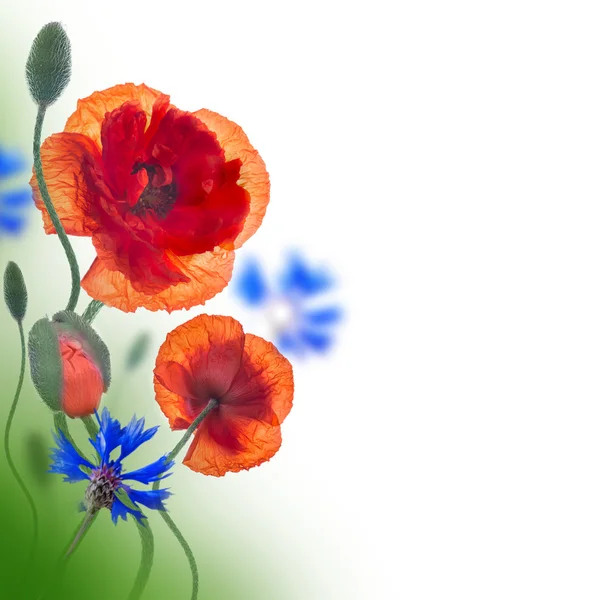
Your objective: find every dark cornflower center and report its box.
[85,465,120,511]
[131,162,177,219]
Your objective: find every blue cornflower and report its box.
[50,408,174,523]
[234,252,343,356]
[0,145,31,236]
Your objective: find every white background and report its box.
[3,1,600,598]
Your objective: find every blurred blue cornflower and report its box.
[234,252,343,356]
[50,408,174,524]
[0,146,31,236]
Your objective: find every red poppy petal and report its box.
[82,248,234,312]
[183,412,282,477]
[64,83,166,148]
[30,132,103,236]
[223,334,294,425]
[100,101,148,198]
[193,109,270,248]
[153,315,246,427]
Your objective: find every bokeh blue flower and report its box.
[50,408,174,524]
[0,145,31,236]
[234,252,343,356]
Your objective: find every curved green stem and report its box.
[37,510,100,600]
[3,321,39,571]
[33,105,80,312]
[153,399,218,600]
[64,509,98,558]
[82,299,104,324]
[128,519,155,600]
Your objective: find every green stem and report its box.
[82,299,104,324]
[165,399,219,463]
[64,509,98,558]
[33,105,80,312]
[36,510,99,600]
[3,322,39,571]
[128,520,155,600]
[81,415,98,441]
[153,399,218,600]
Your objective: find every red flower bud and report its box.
[58,333,104,418]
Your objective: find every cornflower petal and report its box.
[111,494,145,524]
[0,147,24,178]
[235,258,269,306]
[91,408,123,463]
[276,331,304,356]
[121,455,174,484]
[124,486,171,511]
[0,189,32,207]
[119,415,159,460]
[301,306,343,326]
[279,253,333,297]
[298,328,333,352]
[48,429,94,483]
[0,213,26,235]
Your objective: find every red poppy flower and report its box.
[154,314,293,476]
[31,83,270,312]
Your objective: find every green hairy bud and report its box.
[26,22,72,107]
[3,261,28,322]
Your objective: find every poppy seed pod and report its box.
[28,311,111,417]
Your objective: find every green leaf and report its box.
[3,261,27,322]
[26,22,71,107]
[28,317,62,412]
[52,310,111,391]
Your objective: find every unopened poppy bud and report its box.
[26,22,71,107]
[28,311,111,417]
[3,261,27,322]
[58,333,104,417]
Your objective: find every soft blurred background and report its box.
[3,1,600,599]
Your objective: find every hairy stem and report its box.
[152,399,218,600]
[64,509,98,558]
[33,105,80,312]
[81,415,98,441]
[82,299,104,324]
[3,322,39,571]
[128,519,155,600]
[165,399,219,463]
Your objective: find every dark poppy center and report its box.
[131,162,177,219]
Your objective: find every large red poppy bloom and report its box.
[154,315,293,476]
[31,83,270,312]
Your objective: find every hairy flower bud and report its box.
[3,261,27,322]
[26,22,71,107]
[29,311,111,416]
[58,333,104,417]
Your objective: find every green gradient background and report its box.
[0,30,293,600]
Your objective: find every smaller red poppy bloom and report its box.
[59,333,104,418]
[154,315,293,476]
